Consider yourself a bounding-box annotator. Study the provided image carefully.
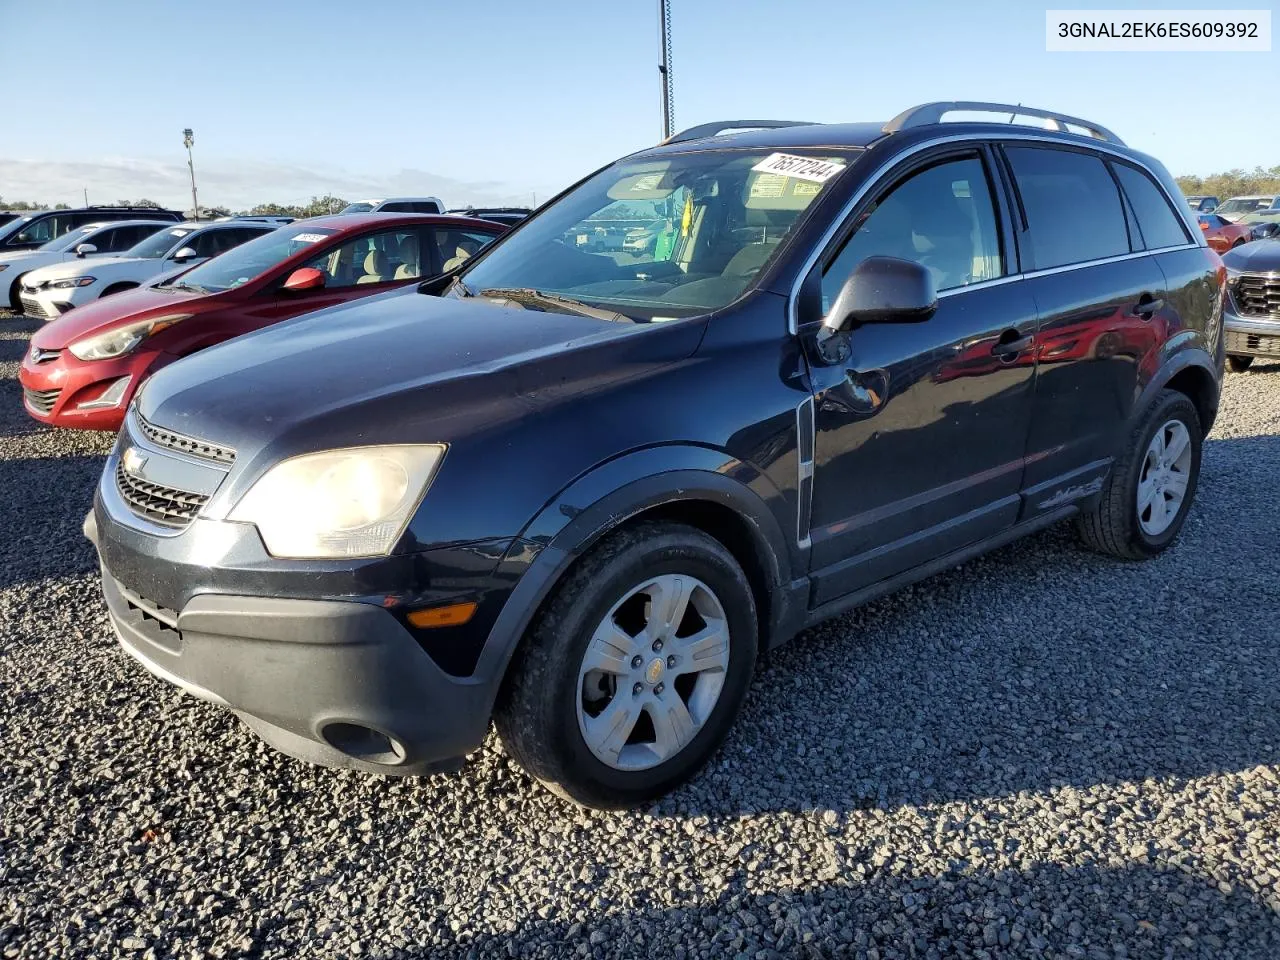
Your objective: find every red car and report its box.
[1197,214,1252,254]
[19,214,504,430]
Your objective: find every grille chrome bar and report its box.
[115,462,209,527]
[1233,274,1280,319]
[135,413,236,464]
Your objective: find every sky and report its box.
[1,0,1275,211]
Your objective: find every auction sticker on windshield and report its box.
[751,153,845,183]
[291,233,328,244]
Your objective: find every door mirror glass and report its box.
[824,256,937,332]
[282,266,326,292]
[172,246,198,262]
[75,243,97,257]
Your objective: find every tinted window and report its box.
[1005,147,1129,269]
[433,228,501,272]
[822,155,1003,307]
[166,225,339,292]
[1113,163,1188,250]
[10,216,58,245]
[100,225,155,252]
[411,201,442,213]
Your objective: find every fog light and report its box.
[75,375,133,410]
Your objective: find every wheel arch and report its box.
[1136,347,1220,436]
[101,281,140,297]
[474,447,805,708]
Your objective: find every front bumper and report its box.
[18,348,154,430]
[1224,303,1280,359]
[87,505,501,775]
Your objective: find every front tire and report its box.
[1227,355,1253,373]
[1075,389,1202,560]
[495,521,758,809]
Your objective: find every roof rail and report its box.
[883,101,1124,146]
[662,119,819,145]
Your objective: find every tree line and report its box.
[1173,166,1280,200]
[0,194,350,218]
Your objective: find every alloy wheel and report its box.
[1137,419,1192,536]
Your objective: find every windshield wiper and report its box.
[451,276,475,297]
[165,281,208,294]
[476,287,634,323]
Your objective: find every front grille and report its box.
[1233,274,1280,318]
[136,415,236,464]
[1226,330,1280,357]
[115,462,209,527]
[20,296,53,319]
[112,578,181,653]
[23,387,60,414]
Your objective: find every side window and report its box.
[102,225,147,251]
[12,217,55,245]
[411,201,442,213]
[301,228,424,288]
[821,155,1003,309]
[379,202,412,213]
[1112,163,1189,250]
[432,228,500,272]
[1004,146,1129,269]
[184,230,226,259]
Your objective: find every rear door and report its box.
[1002,144,1169,517]
[802,146,1039,604]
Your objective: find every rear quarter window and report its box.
[1004,146,1130,270]
[1112,163,1189,250]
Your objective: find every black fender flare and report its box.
[1130,344,1221,438]
[469,444,801,696]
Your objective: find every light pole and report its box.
[657,0,673,140]
[183,128,200,221]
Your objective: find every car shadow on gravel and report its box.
[414,861,1280,958]
[0,453,104,591]
[664,431,1280,818]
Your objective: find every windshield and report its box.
[1218,198,1273,215]
[0,217,32,243]
[39,227,97,252]
[457,149,854,320]
[339,202,376,214]
[126,226,196,259]
[163,225,338,293]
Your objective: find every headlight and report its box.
[50,276,96,289]
[67,314,191,361]
[227,445,447,558]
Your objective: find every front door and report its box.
[801,149,1038,606]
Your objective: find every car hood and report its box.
[0,249,49,266]
[139,292,699,457]
[1223,239,1280,273]
[31,286,204,349]
[24,255,159,284]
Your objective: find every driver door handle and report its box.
[1131,295,1164,318]
[991,331,1034,358]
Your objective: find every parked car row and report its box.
[13,101,1258,810]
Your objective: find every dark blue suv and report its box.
[86,102,1225,808]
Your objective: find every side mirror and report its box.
[172,246,198,262]
[75,243,97,258]
[823,256,937,333]
[282,267,326,293]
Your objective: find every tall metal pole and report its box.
[658,0,673,140]
[183,128,200,221]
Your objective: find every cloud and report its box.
[0,156,538,210]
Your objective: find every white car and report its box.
[2,220,173,311]
[19,220,279,319]
[1215,195,1280,223]
[338,197,444,214]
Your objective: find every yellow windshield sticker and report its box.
[681,193,693,237]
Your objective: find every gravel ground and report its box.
[1,309,1278,959]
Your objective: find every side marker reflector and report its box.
[407,601,477,629]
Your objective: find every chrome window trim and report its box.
[788,131,1204,334]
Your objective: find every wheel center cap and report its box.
[645,658,665,685]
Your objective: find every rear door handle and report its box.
[1131,295,1164,318]
[991,332,1034,359]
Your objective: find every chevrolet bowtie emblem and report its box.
[121,447,148,476]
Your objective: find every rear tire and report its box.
[1075,389,1202,560]
[494,521,757,809]
[1227,355,1253,373]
